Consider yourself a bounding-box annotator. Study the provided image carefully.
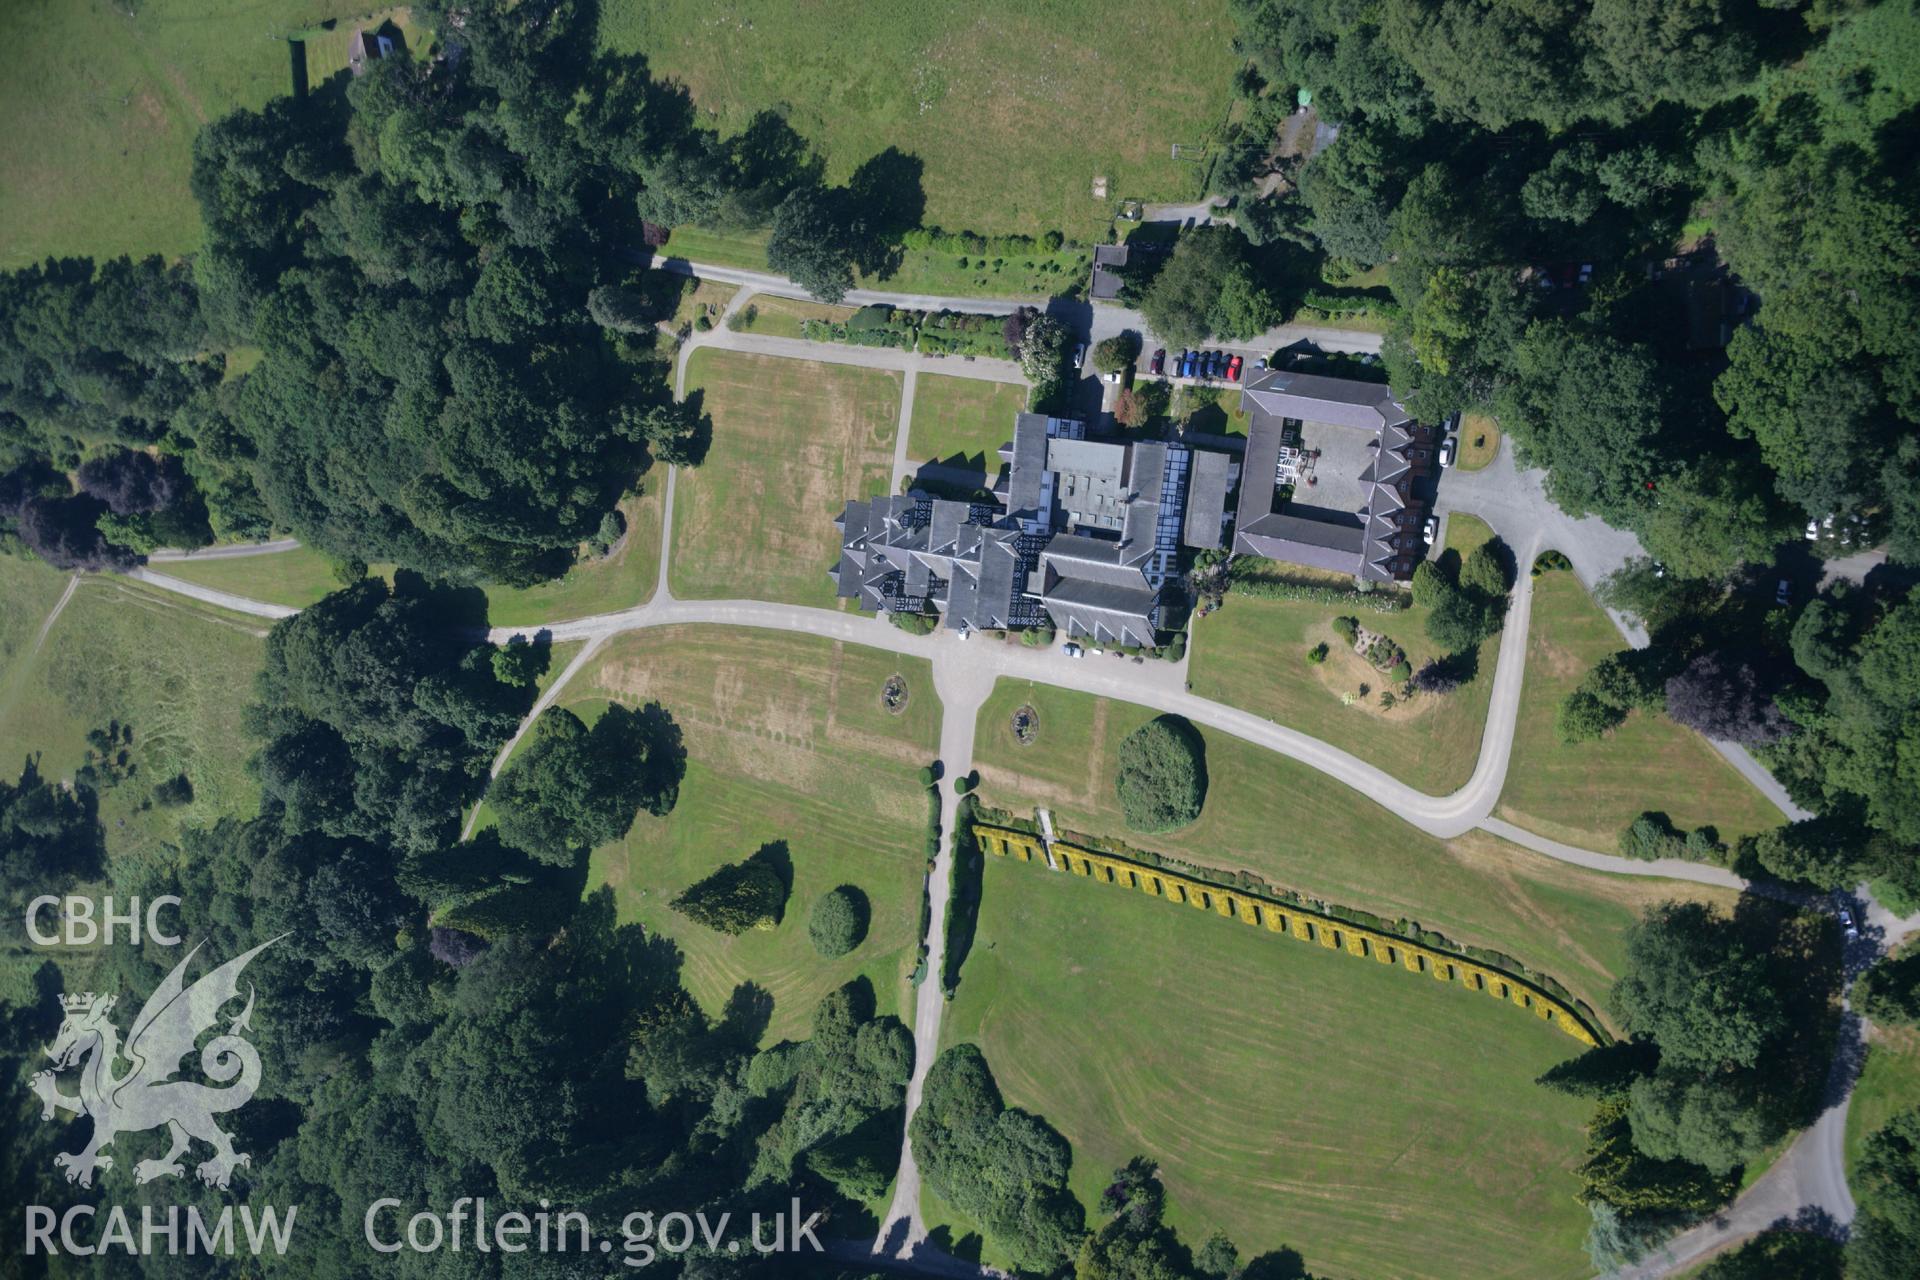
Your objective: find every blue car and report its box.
[1179,350,1195,378]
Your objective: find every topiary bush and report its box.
[809,885,870,957]
[672,846,789,934]
[1114,715,1207,832]
[1332,615,1360,645]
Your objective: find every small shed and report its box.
[348,28,396,77]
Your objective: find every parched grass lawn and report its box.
[154,487,667,623]
[1455,412,1501,471]
[574,626,939,1043]
[601,0,1237,242]
[1496,571,1784,850]
[672,349,900,607]
[666,278,738,333]
[0,573,267,868]
[938,857,1597,1280]
[728,294,858,340]
[1187,515,1501,795]
[0,0,377,267]
[906,375,1025,477]
[971,678,1741,1019]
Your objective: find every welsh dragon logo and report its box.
[31,936,283,1190]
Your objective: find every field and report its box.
[1496,571,1784,850]
[0,563,268,867]
[906,375,1026,479]
[573,626,940,1043]
[671,350,901,607]
[600,0,1239,242]
[153,486,667,623]
[937,857,1597,1279]
[0,0,384,267]
[1185,515,1502,794]
[970,678,1740,1018]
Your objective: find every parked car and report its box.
[1182,350,1198,378]
[1226,354,1243,381]
[1422,515,1438,543]
[1209,351,1225,378]
[1439,438,1456,468]
[1839,906,1859,941]
[1150,348,1166,375]
[1776,578,1792,606]
[1805,519,1821,540]
[1072,343,1087,367]
[1062,642,1083,658]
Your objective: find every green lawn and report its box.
[1186,514,1501,795]
[572,626,940,1043]
[0,0,382,267]
[0,553,76,676]
[482,487,666,626]
[1848,942,1920,1171]
[906,375,1025,478]
[727,293,858,340]
[1496,571,1785,850]
[601,0,1238,242]
[153,486,667,624]
[671,349,900,607]
[0,571,267,869]
[1847,1021,1920,1173]
[970,678,1740,1020]
[937,856,1597,1280]
[662,225,1091,303]
[150,545,352,610]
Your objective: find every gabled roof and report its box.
[1241,369,1411,431]
[1231,371,1427,583]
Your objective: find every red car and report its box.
[1150,348,1166,375]
[1226,354,1243,382]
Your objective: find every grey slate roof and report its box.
[1231,371,1427,582]
[1183,448,1232,550]
[833,409,1238,645]
[1090,243,1129,301]
[1240,368,1412,431]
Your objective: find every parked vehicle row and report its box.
[1147,348,1242,382]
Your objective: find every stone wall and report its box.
[973,824,1600,1047]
